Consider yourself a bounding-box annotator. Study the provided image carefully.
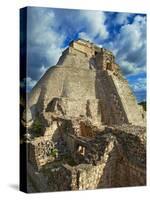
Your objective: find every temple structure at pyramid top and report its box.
[57,38,120,74]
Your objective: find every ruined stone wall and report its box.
[75,147,117,189]
[30,153,116,192]
[28,152,146,192]
[27,162,73,192]
[115,159,146,187]
[106,125,146,186]
[75,163,106,190]
[28,136,55,169]
[27,162,49,192]
[111,126,146,168]
[27,124,146,192]
[43,164,73,191]
[80,121,96,138]
[63,135,118,190]
[27,153,146,193]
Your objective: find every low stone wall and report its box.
[27,123,146,192]
[106,125,146,169]
[116,160,146,187]
[28,136,55,169]
[28,143,146,192]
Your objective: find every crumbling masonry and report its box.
[23,39,146,192]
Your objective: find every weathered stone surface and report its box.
[25,39,146,192]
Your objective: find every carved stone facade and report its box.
[25,39,146,192]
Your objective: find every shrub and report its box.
[31,117,43,135]
[50,148,58,158]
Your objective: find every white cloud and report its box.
[107,14,146,75]
[20,77,37,92]
[27,8,109,84]
[26,77,37,89]
[78,32,93,41]
[27,7,66,81]
[79,11,108,39]
[115,13,131,25]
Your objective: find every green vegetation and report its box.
[50,148,58,158]
[47,147,58,158]
[31,117,43,136]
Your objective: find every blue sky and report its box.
[24,7,146,102]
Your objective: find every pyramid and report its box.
[25,39,146,192]
[29,38,145,130]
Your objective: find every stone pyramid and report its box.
[28,38,145,133]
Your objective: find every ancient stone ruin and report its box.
[23,39,146,192]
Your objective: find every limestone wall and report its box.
[57,47,91,69]
[111,74,145,125]
[27,155,146,192]
[28,136,55,169]
[116,159,146,187]
[28,136,145,192]
[29,66,98,120]
[27,123,146,192]
[75,138,117,190]
[94,70,145,126]
[95,70,128,125]
[71,40,94,57]
[45,98,102,126]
